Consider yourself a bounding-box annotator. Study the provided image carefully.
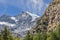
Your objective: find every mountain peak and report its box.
[26,11,39,21]
[10,17,18,22]
[26,11,39,17]
[16,11,39,22]
[0,14,10,18]
[0,11,39,37]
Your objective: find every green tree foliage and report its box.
[0,27,22,40]
[1,24,60,40]
[2,27,13,40]
[33,34,38,40]
[47,32,58,40]
[47,24,60,40]
[37,33,41,40]
[24,24,60,40]
[33,32,47,40]
[30,34,33,40]
[13,36,20,40]
[55,24,60,40]
[0,33,3,40]
[24,31,30,40]
[41,32,47,40]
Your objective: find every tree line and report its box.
[24,24,60,40]
[0,27,20,40]
[0,24,60,40]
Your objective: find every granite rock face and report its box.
[30,0,60,34]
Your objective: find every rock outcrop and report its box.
[30,0,60,34]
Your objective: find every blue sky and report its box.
[0,0,52,16]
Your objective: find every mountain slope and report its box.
[30,0,60,34]
[0,11,39,37]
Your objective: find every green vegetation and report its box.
[0,24,60,40]
[24,24,60,40]
[0,27,20,40]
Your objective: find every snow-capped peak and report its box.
[0,11,39,37]
[26,11,39,17]
[26,11,39,21]
[10,17,18,22]
[0,21,16,27]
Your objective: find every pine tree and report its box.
[47,31,58,40]
[33,34,38,40]
[0,33,3,40]
[24,31,30,40]
[30,34,33,40]
[14,36,20,40]
[37,33,42,40]
[3,27,13,40]
[41,32,47,40]
[55,24,60,40]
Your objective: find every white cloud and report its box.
[30,0,49,11]
[26,0,45,14]
[0,0,47,11]
[30,0,38,4]
[0,0,49,16]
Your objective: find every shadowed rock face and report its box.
[30,0,60,34]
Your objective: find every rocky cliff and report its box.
[30,0,60,34]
